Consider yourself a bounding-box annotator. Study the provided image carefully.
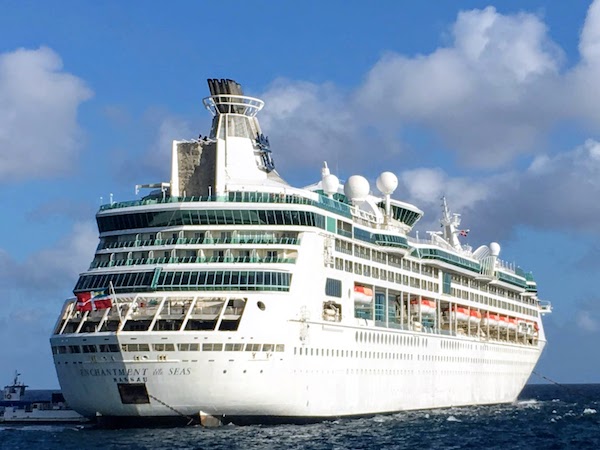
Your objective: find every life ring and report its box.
[6,393,12,399]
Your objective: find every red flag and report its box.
[91,290,112,310]
[93,297,113,310]
[75,291,112,311]
[75,292,92,312]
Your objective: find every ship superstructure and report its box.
[50,79,551,425]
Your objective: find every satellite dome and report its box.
[376,172,398,195]
[489,242,501,257]
[322,174,340,196]
[344,175,370,203]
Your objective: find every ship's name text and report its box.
[79,367,191,383]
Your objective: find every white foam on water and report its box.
[516,399,539,406]
[583,408,597,415]
[446,416,461,422]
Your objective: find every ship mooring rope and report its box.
[532,370,569,388]
[148,393,196,426]
[532,370,595,401]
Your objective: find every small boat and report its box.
[482,313,500,328]
[410,298,436,315]
[507,317,518,331]
[0,372,88,424]
[450,306,469,322]
[469,309,482,325]
[354,285,374,305]
[498,316,510,329]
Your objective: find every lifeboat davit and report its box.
[482,313,500,328]
[354,285,373,306]
[517,320,528,334]
[410,298,436,315]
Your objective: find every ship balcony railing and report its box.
[334,245,353,256]
[97,237,300,251]
[89,256,297,269]
[336,229,352,239]
[98,191,353,219]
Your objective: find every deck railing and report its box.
[89,256,296,269]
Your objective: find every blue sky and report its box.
[1,0,599,387]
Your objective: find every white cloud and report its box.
[115,112,193,184]
[259,79,370,181]
[149,115,193,169]
[579,0,600,64]
[0,219,97,387]
[576,310,599,332]
[257,2,600,175]
[399,167,490,212]
[0,221,97,295]
[354,6,564,168]
[0,47,92,181]
[397,138,600,240]
[25,221,98,289]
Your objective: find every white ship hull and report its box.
[52,325,543,424]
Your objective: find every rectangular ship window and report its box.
[153,343,169,352]
[117,383,150,404]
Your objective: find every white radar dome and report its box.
[376,172,398,195]
[344,175,370,203]
[489,242,501,257]
[322,174,340,196]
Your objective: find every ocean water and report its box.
[1,384,599,450]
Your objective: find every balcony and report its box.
[97,236,300,251]
[89,256,297,269]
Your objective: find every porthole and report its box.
[257,301,266,311]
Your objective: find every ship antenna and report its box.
[440,196,464,251]
[441,196,451,223]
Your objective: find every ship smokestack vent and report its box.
[207,78,244,96]
[203,79,264,118]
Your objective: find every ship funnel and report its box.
[203,79,264,118]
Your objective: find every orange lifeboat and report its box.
[469,309,482,325]
[482,313,499,328]
[410,298,436,315]
[450,306,469,322]
[353,285,373,305]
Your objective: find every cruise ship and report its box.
[50,78,551,426]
